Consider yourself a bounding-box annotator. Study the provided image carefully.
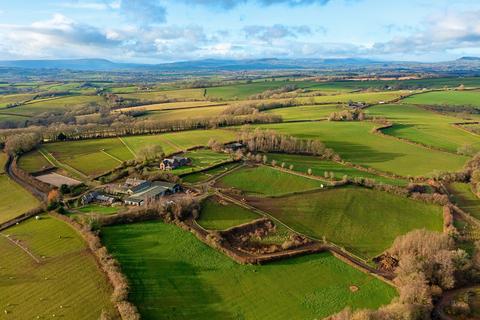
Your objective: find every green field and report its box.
[182,162,239,184]
[369,104,480,153]
[197,198,260,230]
[266,104,341,121]
[255,121,467,177]
[0,216,115,319]
[119,88,205,102]
[77,204,119,215]
[250,186,443,258]
[402,90,480,107]
[206,81,297,100]
[140,105,228,122]
[217,165,326,197]
[0,153,39,224]
[18,149,54,173]
[4,95,105,116]
[448,183,480,220]
[170,149,232,175]
[267,153,407,186]
[102,221,396,320]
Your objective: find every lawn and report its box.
[368,104,480,153]
[249,186,444,258]
[267,153,407,186]
[77,204,119,215]
[448,183,480,220]
[402,90,480,107]
[0,216,115,319]
[197,197,260,230]
[217,165,326,197]
[255,121,467,177]
[101,221,397,320]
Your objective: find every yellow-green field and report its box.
[0,216,115,319]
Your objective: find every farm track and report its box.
[0,232,41,263]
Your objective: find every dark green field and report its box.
[102,221,397,320]
[250,186,443,258]
[197,198,260,230]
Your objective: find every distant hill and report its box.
[0,57,479,73]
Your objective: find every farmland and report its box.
[168,148,232,176]
[182,162,239,184]
[0,216,115,319]
[197,197,260,230]
[0,153,39,224]
[255,121,467,177]
[368,104,480,153]
[448,183,480,220]
[217,165,326,197]
[266,153,408,186]
[102,221,397,320]
[402,90,480,107]
[249,186,443,258]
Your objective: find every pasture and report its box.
[18,149,54,173]
[170,148,231,176]
[118,88,205,102]
[448,183,480,220]
[255,121,468,177]
[402,90,480,107]
[7,95,105,116]
[139,105,228,122]
[217,165,326,197]
[101,221,396,320]
[0,216,115,319]
[249,186,443,258]
[182,162,239,184]
[266,153,407,186]
[368,104,480,153]
[266,104,341,121]
[0,153,39,224]
[197,197,260,230]
[115,101,226,113]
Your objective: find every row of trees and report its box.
[237,128,328,156]
[328,109,366,121]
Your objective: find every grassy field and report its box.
[0,93,36,108]
[77,204,119,215]
[42,138,132,177]
[170,149,232,175]
[115,101,226,113]
[182,162,239,184]
[119,88,205,102]
[255,121,467,177]
[369,104,480,153]
[197,197,260,230]
[122,129,236,155]
[102,221,396,320]
[18,149,54,173]
[402,90,480,107]
[0,153,39,224]
[448,183,480,220]
[205,81,297,100]
[6,95,105,116]
[267,153,407,186]
[0,216,115,319]
[217,165,326,197]
[250,186,443,258]
[266,104,341,121]
[139,105,228,122]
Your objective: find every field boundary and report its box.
[0,232,41,263]
[118,137,137,157]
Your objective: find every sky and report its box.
[0,0,480,63]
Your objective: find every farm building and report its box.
[160,156,190,171]
[224,142,245,152]
[124,181,181,206]
[81,191,115,205]
[106,178,150,195]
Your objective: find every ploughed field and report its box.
[101,221,397,320]
[0,216,115,319]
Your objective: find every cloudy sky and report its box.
[0,0,479,63]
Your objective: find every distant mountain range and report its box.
[0,57,479,72]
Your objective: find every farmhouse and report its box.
[124,181,182,206]
[160,156,190,171]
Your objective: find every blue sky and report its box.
[0,0,479,63]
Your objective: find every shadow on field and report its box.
[322,140,404,163]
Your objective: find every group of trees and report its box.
[238,127,329,156]
[4,132,41,155]
[331,229,479,320]
[328,109,366,121]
